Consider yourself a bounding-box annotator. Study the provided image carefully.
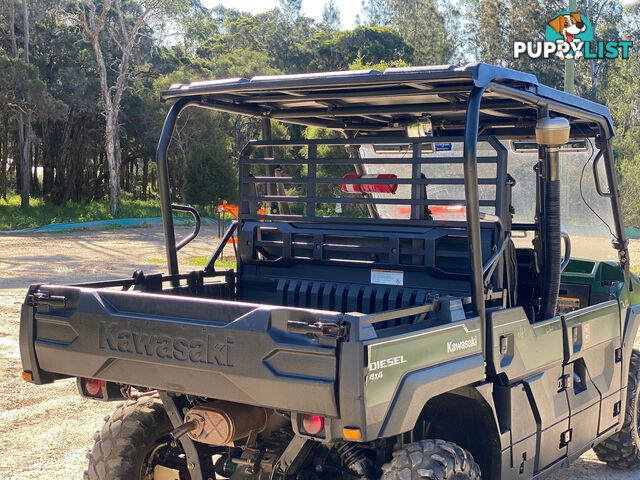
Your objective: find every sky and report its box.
[202,0,362,30]
[202,0,638,31]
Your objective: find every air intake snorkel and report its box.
[536,116,570,320]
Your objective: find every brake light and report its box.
[341,174,398,194]
[85,378,102,396]
[302,414,325,435]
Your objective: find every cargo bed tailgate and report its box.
[20,285,341,416]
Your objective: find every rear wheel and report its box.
[593,348,640,469]
[85,396,191,480]
[381,439,481,479]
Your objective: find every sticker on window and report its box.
[371,269,404,286]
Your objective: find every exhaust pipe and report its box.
[170,400,271,446]
[535,116,570,320]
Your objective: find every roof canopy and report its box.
[160,63,613,138]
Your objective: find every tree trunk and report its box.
[0,113,7,200]
[54,107,74,203]
[42,120,54,196]
[10,0,18,57]
[21,112,31,208]
[20,0,31,208]
[134,160,139,199]
[106,110,121,215]
[589,59,600,101]
[142,157,149,200]
[32,142,38,194]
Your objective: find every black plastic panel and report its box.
[28,286,341,416]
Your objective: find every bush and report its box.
[183,141,237,208]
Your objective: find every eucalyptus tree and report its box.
[72,0,177,215]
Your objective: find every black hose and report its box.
[540,172,561,320]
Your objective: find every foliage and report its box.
[183,138,237,208]
[603,6,640,228]
[148,257,236,269]
[0,193,161,230]
[321,0,341,30]
[1,0,640,232]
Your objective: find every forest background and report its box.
[0,0,639,229]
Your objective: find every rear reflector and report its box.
[302,414,325,435]
[343,427,361,440]
[21,371,33,382]
[342,174,398,194]
[85,378,103,396]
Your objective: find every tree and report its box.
[577,0,623,101]
[74,0,163,215]
[313,26,413,71]
[360,0,390,26]
[183,137,237,207]
[9,0,33,208]
[278,0,302,23]
[386,0,456,64]
[602,2,640,226]
[473,0,508,65]
[321,0,341,30]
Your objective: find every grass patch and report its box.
[147,257,236,269]
[147,257,166,264]
[0,193,164,230]
[631,265,640,276]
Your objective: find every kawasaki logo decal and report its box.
[447,335,478,353]
[99,322,233,366]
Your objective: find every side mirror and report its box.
[535,116,570,146]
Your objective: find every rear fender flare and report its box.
[377,354,485,438]
[621,304,640,398]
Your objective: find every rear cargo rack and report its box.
[238,136,507,225]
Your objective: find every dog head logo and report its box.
[546,11,593,59]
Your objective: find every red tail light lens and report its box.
[302,414,325,435]
[341,174,398,194]
[85,378,102,396]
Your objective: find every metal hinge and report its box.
[560,428,573,447]
[30,291,67,309]
[558,374,573,392]
[287,319,349,339]
[613,401,622,417]
[615,348,623,363]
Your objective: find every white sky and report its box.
[203,0,637,31]
[202,0,362,30]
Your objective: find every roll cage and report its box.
[156,63,628,337]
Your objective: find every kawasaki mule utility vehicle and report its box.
[20,63,640,480]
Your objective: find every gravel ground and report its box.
[0,225,638,479]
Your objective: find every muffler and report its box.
[171,400,271,446]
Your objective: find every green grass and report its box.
[0,193,163,230]
[632,265,640,276]
[147,257,236,269]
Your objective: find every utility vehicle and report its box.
[20,63,640,480]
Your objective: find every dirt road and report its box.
[0,226,638,479]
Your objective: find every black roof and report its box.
[160,63,613,137]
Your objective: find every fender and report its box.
[620,304,640,421]
[376,354,485,438]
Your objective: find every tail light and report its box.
[77,378,125,401]
[341,174,398,194]
[302,414,325,436]
[85,378,102,396]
